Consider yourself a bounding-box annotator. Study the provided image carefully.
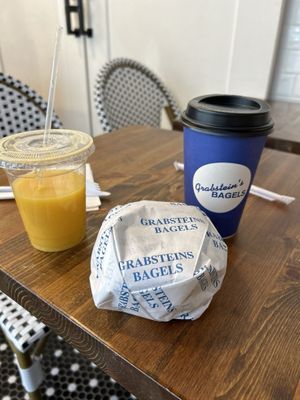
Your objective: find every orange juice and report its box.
[12,170,85,252]
[0,129,94,252]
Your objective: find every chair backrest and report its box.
[0,73,62,138]
[94,58,181,133]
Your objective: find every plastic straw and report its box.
[250,185,295,205]
[43,26,63,146]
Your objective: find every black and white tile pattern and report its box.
[0,330,136,400]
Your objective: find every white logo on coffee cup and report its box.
[193,163,251,213]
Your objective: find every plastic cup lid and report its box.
[182,94,274,136]
[0,129,95,169]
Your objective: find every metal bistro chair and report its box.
[0,72,62,399]
[0,72,61,138]
[94,57,181,133]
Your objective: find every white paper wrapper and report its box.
[90,201,227,321]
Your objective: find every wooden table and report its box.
[0,126,299,400]
[266,101,300,154]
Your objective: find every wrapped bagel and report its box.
[90,201,227,321]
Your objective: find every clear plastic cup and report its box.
[0,129,94,252]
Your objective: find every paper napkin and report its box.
[86,163,101,211]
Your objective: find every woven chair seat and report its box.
[94,57,181,133]
[0,72,62,138]
[0,292,49,353]
[0,73,61,352]
[0,73,61,353]
[0,73,62,397]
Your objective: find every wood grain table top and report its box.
[0,126,299,400]
[266,101,300,154]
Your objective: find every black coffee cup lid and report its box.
[182,94,274,136]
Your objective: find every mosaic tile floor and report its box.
[0,330,136,400]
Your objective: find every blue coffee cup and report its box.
[182,94,273,238]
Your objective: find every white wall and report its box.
[0,0,95,133]
[271,0,300,102]
[0,1,59,98]
[227,0,284,97]
[0,0,284,135]
[109,0,284,113]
